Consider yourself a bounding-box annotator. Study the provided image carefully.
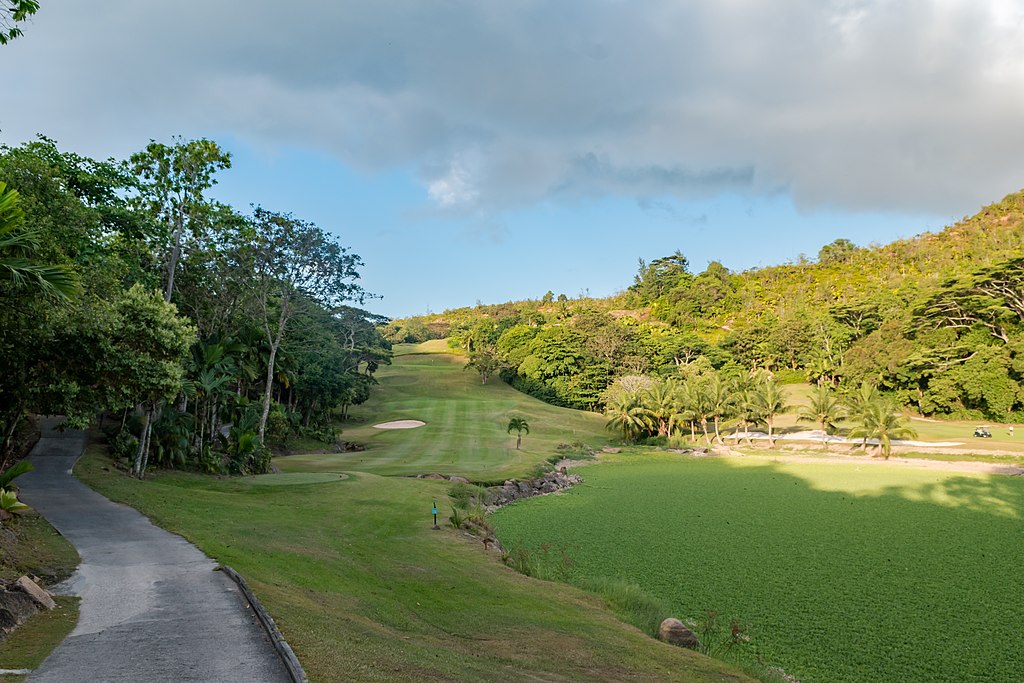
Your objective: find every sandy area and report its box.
[372,420,426,429]
[732,452,1024,476]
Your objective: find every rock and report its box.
[517,482,533,496]
[449,476,470,484]
[422,473,447,480]
[540,481,558,493]
[602,447,621,453]
[0,588,40,634]
[14,576,56,610]
[658,618,699,649]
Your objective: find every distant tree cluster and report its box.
[0,136,391,476]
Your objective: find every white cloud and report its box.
[2,0,1023,215]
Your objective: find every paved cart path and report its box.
[17,419,291,683]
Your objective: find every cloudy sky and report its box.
[3,0,1023,317]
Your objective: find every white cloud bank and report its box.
[2,0,1023,215]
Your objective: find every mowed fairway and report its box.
[281,342,612,480]
[491,454,1024,682]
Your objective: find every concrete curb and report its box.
[217,565,308,683]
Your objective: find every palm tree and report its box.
[507,416,530,449]
[0,182,80,300]
[704,373,735,444]
[847,398,916,459]
[798,385,846,451]
[729,374,761,448]
[844,381,881,449]
[643,379,679,437]
[604,394,654,443]
[752,374,789,448]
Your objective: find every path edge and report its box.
[217,565,309,683]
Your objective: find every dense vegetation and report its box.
[0,137,391,475]
[386,190,1024,422]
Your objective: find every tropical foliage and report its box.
[0,136,391,475]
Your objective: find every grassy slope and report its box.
[282,342,612,481]
[492,454,1024,683]
[75,343,753,683]
[0,597,79,683]
[0,513,80,682]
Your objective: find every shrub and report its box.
[110,429,139,462]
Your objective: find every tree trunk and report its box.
[259,342,278,445]
[516,433,521,449]
[133,407,152,478]
[163,216,185,302]
[259,294,290,445]
[820,419,828,451]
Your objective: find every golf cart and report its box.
[974,426,992,438]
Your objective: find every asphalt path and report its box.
[17,419,291,683]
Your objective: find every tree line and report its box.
[0,136,390,476]
[603,368,915,459]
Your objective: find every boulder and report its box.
[449,476,470,484]
[602,447,621,453]
[14,576,55,610]
[422,473,447,480]
[540,481,558,494]
[0,588,40,634]
[658,618,699,649]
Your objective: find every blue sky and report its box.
[2,1,1023,318]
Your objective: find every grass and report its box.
[0,513,79,682]
[0,596,79,683]
[73,346,754,683]
[491,453,1024,683]
[0,514,79,585]
[282,341,612,481]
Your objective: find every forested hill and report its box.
[385,188,1024,421]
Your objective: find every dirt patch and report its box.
[372,420,426,430]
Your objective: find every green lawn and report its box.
[286,342,612,481]
[74,345,753,683]
[491,454,1024,683]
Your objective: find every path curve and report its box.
[17,419,291,683]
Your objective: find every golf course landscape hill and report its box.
[74,342,756,683]
[75,341,1024,681]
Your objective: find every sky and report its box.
[2,0,1023,318]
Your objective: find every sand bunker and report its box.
[372,420,426,429]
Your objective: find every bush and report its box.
[110,430,139,462]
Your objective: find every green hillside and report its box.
[386,189,1024,422]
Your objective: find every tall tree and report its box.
[131,138,231,302]
[243,208,365,444]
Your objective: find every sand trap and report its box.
[373,420,426,429]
